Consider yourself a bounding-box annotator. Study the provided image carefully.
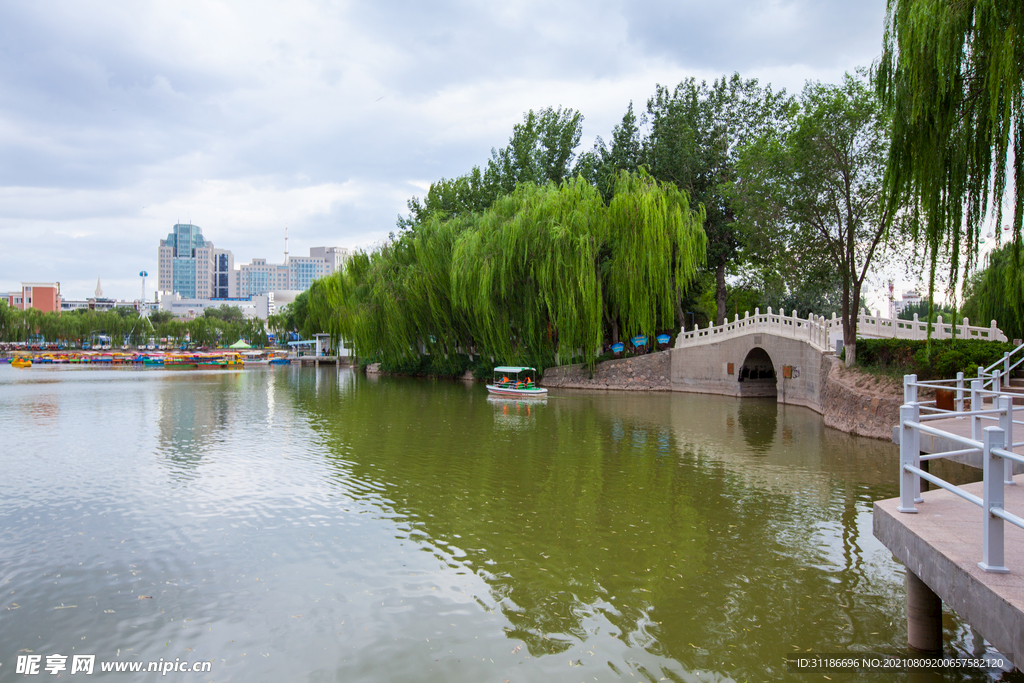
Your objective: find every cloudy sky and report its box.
[0,0,890,301]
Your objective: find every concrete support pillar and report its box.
[907,570,943,653]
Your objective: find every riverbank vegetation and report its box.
[851,338,1017,380]
[961,243,1024,342]
[306,172,706,372]
[305,70,924,371]
[0,303,268,348]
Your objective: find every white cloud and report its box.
[0,0,890,299]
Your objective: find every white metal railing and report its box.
[675,307,831,352]
[676,309,1007,352]
[978,340,1024,390]
[898,383,1024,572]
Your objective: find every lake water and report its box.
[0,365,1018,682]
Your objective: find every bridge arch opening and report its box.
[738,347,777,399]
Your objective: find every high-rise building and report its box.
[285,254,327,290]
[236,259,290,298]
[235,248,351,296]
[158,224,234,300]
[213,248,235,299]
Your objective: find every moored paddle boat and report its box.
[486,366,547,398]
[11,357,32,369]
[197,353,244,368]
[164,355,198,368]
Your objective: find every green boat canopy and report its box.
[493,366,536,374]
[229,339,252,349]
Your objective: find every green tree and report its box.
[148,310,174,325]
[242,317,268,347]
[897,299,956,324]
[204,305,244,324]
[266,312,290,346]
[398,166,495,230]
[487,106,585,194]
[399,107,585,231]
[602,170,707,342]
[732,74,902,366]
[876,0,1024,294]
[962,243,1024,341]
[290,291,311,338]
[644,74,792,326]
[574,102,643,201]
[330,172,705,371]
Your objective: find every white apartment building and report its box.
[309,246,353,276]
[895,289,923,315]
[235,248,352,297]
[236,259,290,298]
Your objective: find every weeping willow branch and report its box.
[320,171,706,371]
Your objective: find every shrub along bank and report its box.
[851,338,1017,380]
[361,354,499,381]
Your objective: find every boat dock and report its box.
[296,355,353,366]
[874,371,1024,668]
[874,477,1024,665]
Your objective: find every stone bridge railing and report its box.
[851,312,1006,342]
[675,308,831,352]
[675,308,1008,352]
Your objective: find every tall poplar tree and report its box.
[644,75,791,326]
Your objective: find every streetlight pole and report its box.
[139,271,148,319]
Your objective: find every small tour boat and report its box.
[486,366,547,397]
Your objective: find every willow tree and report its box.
[324,172,706,372]
[304,275,344,346]
[603,170,707,342]
[329,239,435,363]
[450,178,607,368]
[962,243,1024,341]
[328,214,476,364]
[876,0,1024,297]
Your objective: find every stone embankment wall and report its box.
[543,350,903,440]
[541,351,672,391]
[819,355,903,440]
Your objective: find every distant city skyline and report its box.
[157,222,350,302]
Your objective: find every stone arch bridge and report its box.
[671,309,832,410]
[670,308,1007,410]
